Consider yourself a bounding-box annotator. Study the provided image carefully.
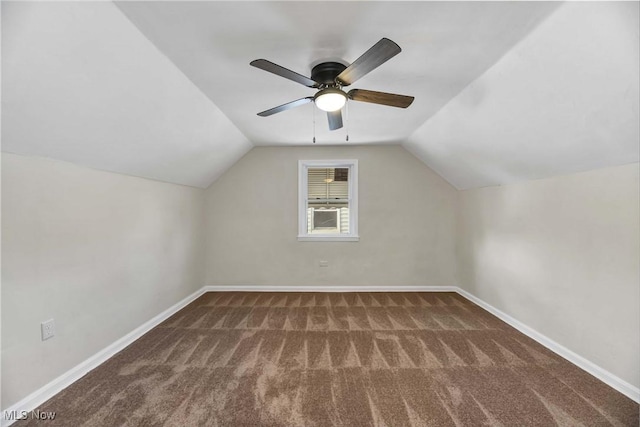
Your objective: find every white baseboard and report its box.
[3,284,637,426]
[455,288,640,403]
[1,287,207,427]
[203,285,458,293]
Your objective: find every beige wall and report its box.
[205,145,457,287]
[1,153,205,408]
[456,163,640,388]
[4,147,637,406]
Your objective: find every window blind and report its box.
[307,168,348,199]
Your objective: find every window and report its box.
[298,160,358,241]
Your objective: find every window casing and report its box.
[298,160,359,241]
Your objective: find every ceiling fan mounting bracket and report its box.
[311,62,347,86]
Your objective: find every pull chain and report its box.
[345,101,349,142]
[312,103,316,143]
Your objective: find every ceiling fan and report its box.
[250,38,414,131]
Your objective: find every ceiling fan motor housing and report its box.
[311,62,347,86]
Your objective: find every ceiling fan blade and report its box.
[251,59,318,88]
[327,110,343,131]
[257,97,314,117]
[336,38,401,86]
[348,89,414,108]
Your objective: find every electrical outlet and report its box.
[319,260,329,267]
[41,319,55,341]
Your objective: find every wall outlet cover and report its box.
[41,319,55,341]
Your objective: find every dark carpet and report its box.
[22,292,639,426]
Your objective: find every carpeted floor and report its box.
[23,292,638,426]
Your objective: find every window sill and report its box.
[297,235,360,242]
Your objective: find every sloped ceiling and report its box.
[405,1,640,189]
[114,1,557,146]
[1,1,252,188]
[2,2,638,189]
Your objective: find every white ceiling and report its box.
[2,2,638,189]
[114,1,558,146]
[1,1,252,188]
[405,1,640,189]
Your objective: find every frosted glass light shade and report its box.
[314,88,347,112]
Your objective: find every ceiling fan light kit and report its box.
[251,37,414,133]
[314,88,347,112]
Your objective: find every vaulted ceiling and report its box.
[2,1,638,189]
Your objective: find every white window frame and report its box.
[298,159,359,242]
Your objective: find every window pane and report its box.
[307,168,348,199]
[307,168,349,234]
